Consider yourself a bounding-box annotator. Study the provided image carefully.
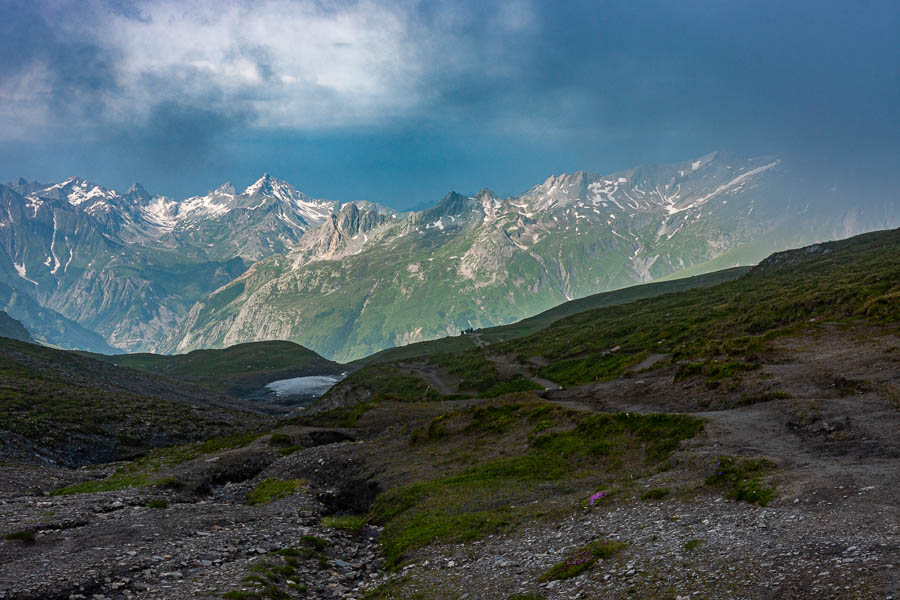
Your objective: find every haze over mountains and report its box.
[1,152,897,359]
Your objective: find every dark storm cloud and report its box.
[0,0,119,121]
[113,101,250,171]
[422,1,899,156]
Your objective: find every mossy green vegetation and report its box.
[536,539,625,582]
[311,365,442,415]
[299,535,331,550]
[276,445,304,456]
[684,538,704,552]
[246,478,308,506]
[706,456,777,506]
[370,400,703,566]
[3,530,35,543]
[0,337,269,466]
[287,400,380,429]
[222,545,320,599]
[674,359,760,384]
[361,575,411,599]
[353,268,749,367]
[267,433,294,447]
[322,514,367,531]
[538,350,649,388]
[640,487,670,500]
[430,351,542,397]
[146,498,169,509]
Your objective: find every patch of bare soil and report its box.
[398,363,460,396]
[488,353,562,390]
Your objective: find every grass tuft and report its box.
[684,538,703,552]
[640,487,670,501]
[706,456,776,506]
[246,479,307,506]
[536,539,625,582]
[322,514,367,531]
[4,530,35,543]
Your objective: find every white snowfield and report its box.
[265,373,347,398]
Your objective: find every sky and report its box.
[0,0,898,209]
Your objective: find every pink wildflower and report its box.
[588,490,607,506]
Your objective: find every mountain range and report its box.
[2,151,897,359]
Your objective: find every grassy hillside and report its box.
[353,267,750,366]
[0,338,271,466]
[477,266,751,344]
[500,228,900,387]
[328,227,900,401]
[88,341,343,397]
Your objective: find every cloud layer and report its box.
[0,0,897,206]
[0,0,542,138]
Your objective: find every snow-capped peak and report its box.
[243,173,277,197]
[40,177,121,207]
[243,173,301,203]
[212,182,236,196]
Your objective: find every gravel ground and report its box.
[389,488,899,599]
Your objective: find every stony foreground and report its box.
[2,328,900,599]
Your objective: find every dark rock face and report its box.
[318,478,382,515]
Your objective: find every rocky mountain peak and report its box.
[125,182,151,202]
[212,182,236,196]
[243,173,277,196]
[426,191,474,218]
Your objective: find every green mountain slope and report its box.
[0,339,271,466]
[325,227,900,401]
[498,228,900,387]
[355,266,750,366]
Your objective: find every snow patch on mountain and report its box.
[667,160,779,215]
[13,262,37,285]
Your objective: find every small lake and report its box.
[265,373,347,398]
